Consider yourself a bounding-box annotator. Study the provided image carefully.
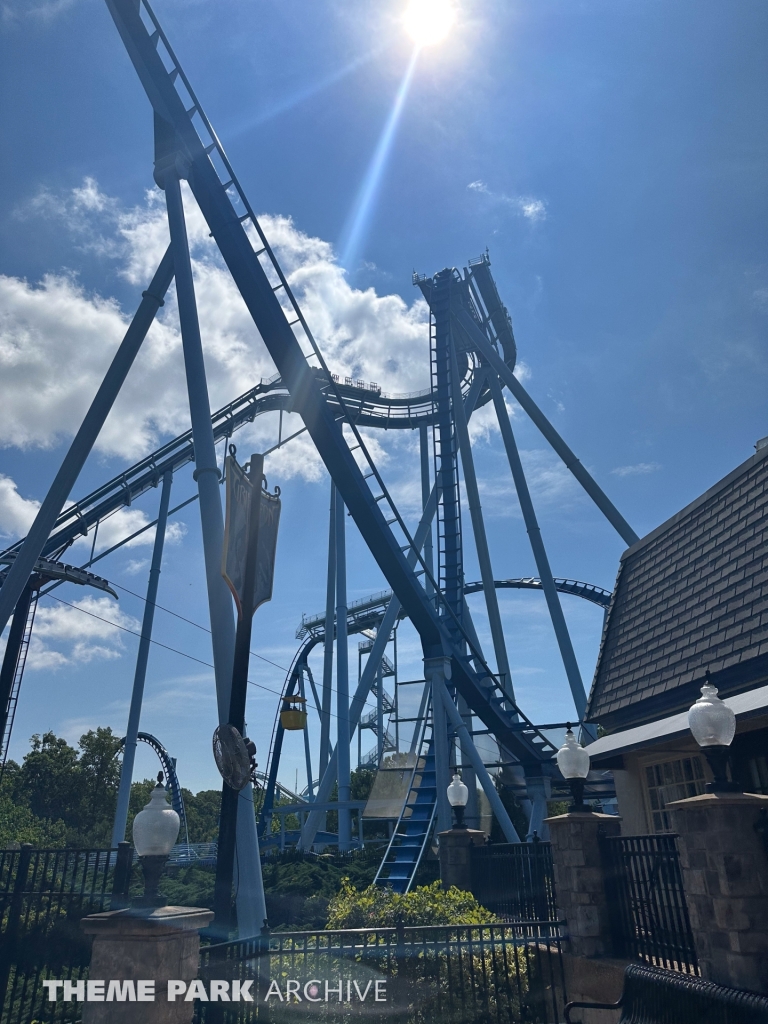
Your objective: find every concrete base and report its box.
[667,791,768,994]
[81,905,213,1022]
[437,828,486,891]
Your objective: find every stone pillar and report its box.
[80,906,213,1022]
[667,792,768,994]
[437,828,486,891]
[545,811,621,958]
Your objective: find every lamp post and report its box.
[556,724,590,812]
[447,773,469,829]
[132,772,180,907]
[687,671,739,793]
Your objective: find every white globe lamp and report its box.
[132,772,180,906]
[687,671,739,793]
[447,773,469,828]
[556,725,591,812]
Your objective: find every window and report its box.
[643,756,706,833]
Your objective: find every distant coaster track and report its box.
[0,347,512,569]
[257,575,612,840]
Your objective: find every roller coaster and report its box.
[0,0,639,931]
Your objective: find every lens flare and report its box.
[403,0,456,48]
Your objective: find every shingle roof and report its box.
[586,445,768,732]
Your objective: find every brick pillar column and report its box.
[546,811,621,957]
[667,792,768,994]
[80,906,213,1022]
[437,828,486,891]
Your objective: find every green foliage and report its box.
[547,799,571,818]
[326,879,497,929]
[5,729,225,849]
[182,788,221,842]
[0,794,67,847]
[10,728,121,846]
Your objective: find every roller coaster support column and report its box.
[299,488,438,850]
[0,583,36,755]
[454,309,639,547]
[425,657,453,836]
[437,684,521,843]
[162,168,262,936]
[335,489,351,850]
[111,469,173,848]
[419,425,434,598]
[300,672,314,799]
[0,247,174,637]
[489,375,595,739]
[376,661,384,765]
[320,484,336,776]
[162,169,237,713]
[457,694,480,829]
[449,350,514,704]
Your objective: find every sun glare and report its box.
[403,0,456,48]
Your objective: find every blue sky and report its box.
[0,0,766,796]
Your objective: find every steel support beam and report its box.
[163,171,262,936]
[299,672,314,800]
[454,308,639,547]
[298,486,438,849]
[419,424,434,598]
[111,469,173,848]
[426,658,453,836]
[0,247,174,636]
[449,354,514,701]
[437,682,521,843]
[489,376,594,734]
[335,489,351,850]
[319,483,336,776]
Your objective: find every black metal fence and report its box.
[0,842,132,1024]
[600,833,698,974]
[196,921,567,1023]
[470,840,557,922]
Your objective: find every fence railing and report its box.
[600,832,698,974]
[470,840,557,921]
[0,843,132,1024]
[196,920,567,1023]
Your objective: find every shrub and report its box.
[326,878,497,929]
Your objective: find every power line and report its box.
[109,580,290,675]
[41,593,381,722]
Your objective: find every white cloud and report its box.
[0,475,40,539]
[467,181,547,223]
[611,462,661,477]
[27,594,141,669]
[2,179,431,481]
[1,0,78,23]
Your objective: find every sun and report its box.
[403,0,456,48]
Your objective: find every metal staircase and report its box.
[0,593,37,772]
[374,719,437,893]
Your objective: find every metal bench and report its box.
[565,963,768,1024]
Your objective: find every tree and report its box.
[11,728,121,846]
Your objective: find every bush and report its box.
[326,879,497,929]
